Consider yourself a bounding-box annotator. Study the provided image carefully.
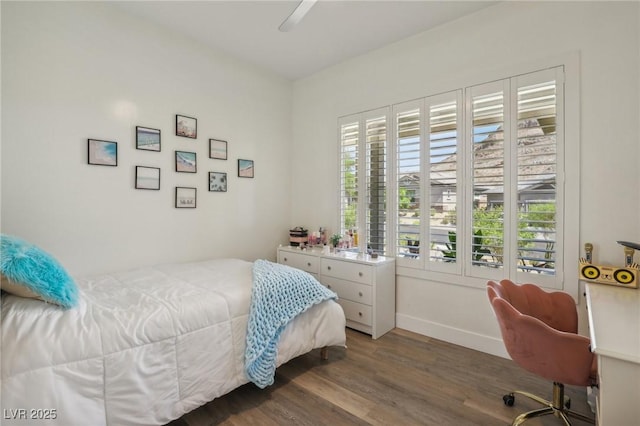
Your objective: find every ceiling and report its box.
[113,1,497,81]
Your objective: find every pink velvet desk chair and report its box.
[487,279,597,426]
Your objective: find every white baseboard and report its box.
[396,313,510,359]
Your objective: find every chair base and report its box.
[505,382,595,426]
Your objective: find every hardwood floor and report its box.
[168,328,595,426]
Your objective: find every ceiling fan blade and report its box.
[278,0,318,32]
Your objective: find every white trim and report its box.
[561,52,580,301]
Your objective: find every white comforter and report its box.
[0,259,346,426]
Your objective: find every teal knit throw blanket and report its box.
[245,259,337,388]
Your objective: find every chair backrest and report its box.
[487,280,594,386]
[488,279,577,333]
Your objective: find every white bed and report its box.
[0,258,346,425]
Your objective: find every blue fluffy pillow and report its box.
[0,234,78,308]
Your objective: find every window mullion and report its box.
[455,89,465,272]
[423,98,431,268]
[357,116,367,250]
[505,78,516,278]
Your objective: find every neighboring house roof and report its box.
[399,118,556,196]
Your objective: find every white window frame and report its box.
[339,53,580,298]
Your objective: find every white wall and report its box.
[1,2,293,276]
[3,1,639,359]
[291,2,640,356]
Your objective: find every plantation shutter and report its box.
[514,67,563,286]
[339,117,359,236]
[340,64,569,291]
[365,111,389,255]
[395,102,422,263]
[428,92,462,272]
[468,80,509,278]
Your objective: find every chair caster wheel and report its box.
[564,396,571,409]
[503,393,515,406]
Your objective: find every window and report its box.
[340,65,568,289]
[428,93,462,272]
[395,102,422,260]
[466,68,562,289]
[394,92,462,274]
[365,114,388,255]
[513,70,562,287]
[469,82,508,273]
[339,119,359,236]
[339,108,390,255]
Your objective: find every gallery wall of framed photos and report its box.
[87,114,254,209]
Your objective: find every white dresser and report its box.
[277,246,395,339]
[585,283,640,425]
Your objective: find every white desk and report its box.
[585,283,640,425]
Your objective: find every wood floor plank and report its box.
[167,328,595,426]
[279,368,376,420]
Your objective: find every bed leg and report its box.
[320,346,329,360]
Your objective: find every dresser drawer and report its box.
[279,251,319,274]
[321,258,372,285]
[323,276,372,305]
[337,299,372,326]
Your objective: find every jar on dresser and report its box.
[277,246,395,339]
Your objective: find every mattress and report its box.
[0,258,346,425]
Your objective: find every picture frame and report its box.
[209,139,227,160]
[88,139,117,166]
[136,126,161,151]
[209,172,227,192]
[175,151,197,173]
[176,114,197,139]
[238,159,254,178]
[175,187,196,208]
[135,166,160,190]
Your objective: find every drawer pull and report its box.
[327,266,332,271]
[359,292,363,297]
[284,257,287,262]
[307,262,311,267]
[327,285,331,289]
[358,272,363,277]
[358,312,363,317]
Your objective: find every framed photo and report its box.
[88,139,117,166]
[175,151,197,173]
[176,114,197,139]
[135,166,160,190]
[209,139,227,160]
[136,126,161,151]
[238,159,254,178]
[175,187,196,208]
[209,172,227,192]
